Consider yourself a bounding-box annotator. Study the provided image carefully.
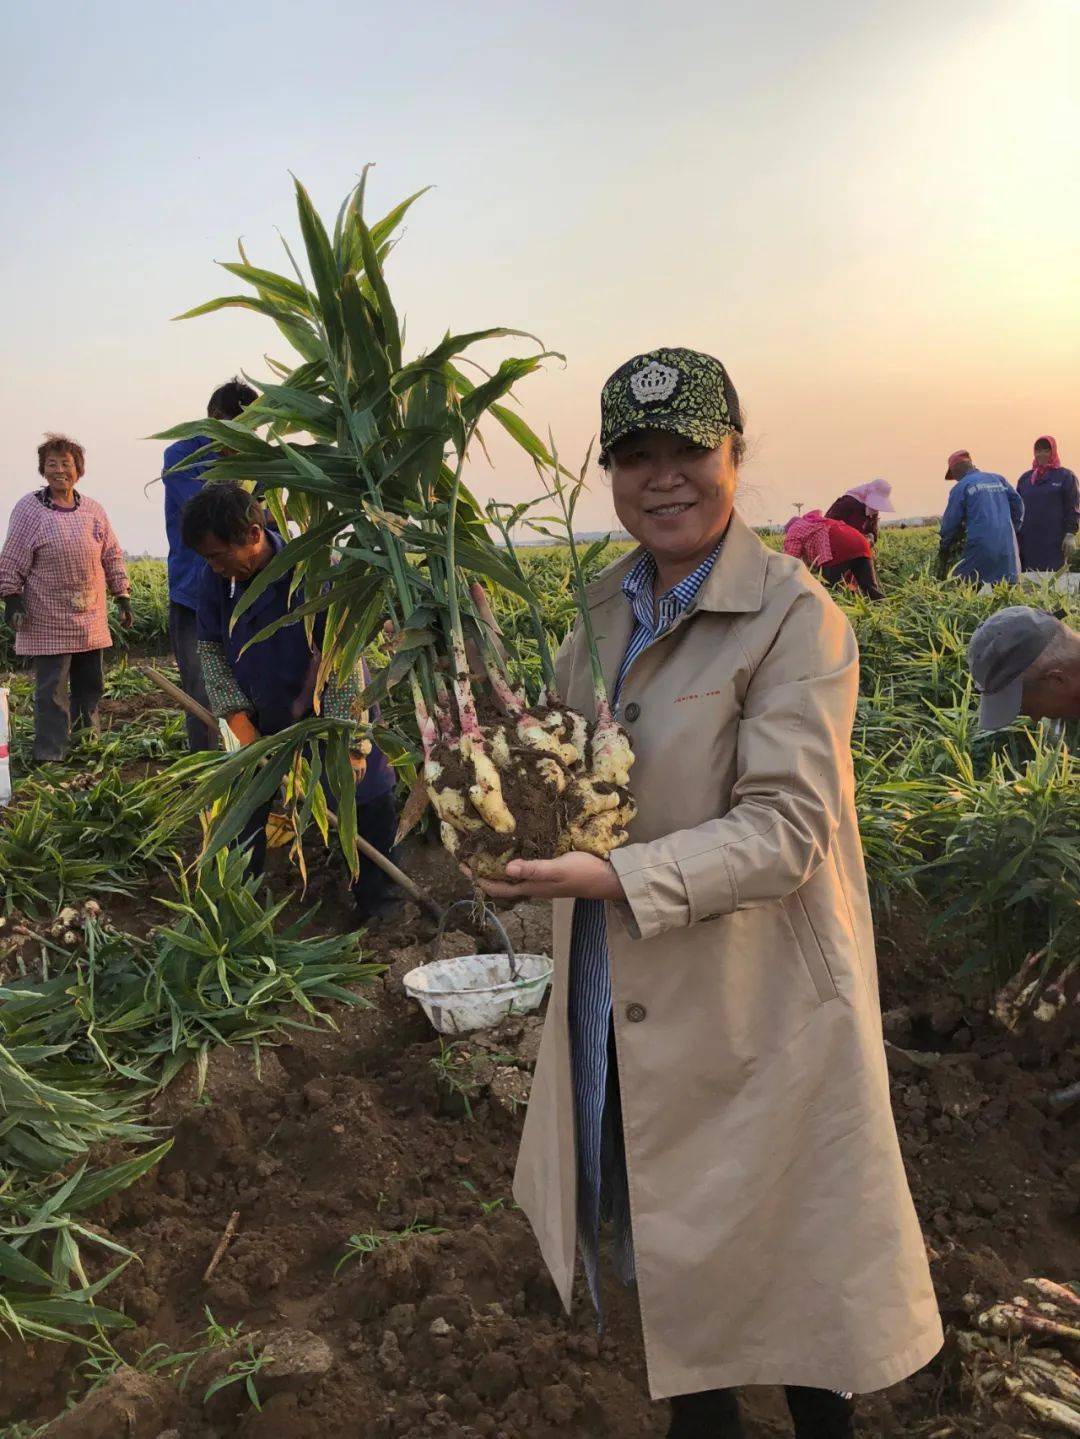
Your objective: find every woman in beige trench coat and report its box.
[477,349,943,1438]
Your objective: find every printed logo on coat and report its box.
[675,689,726,703]
[630,361,680,406]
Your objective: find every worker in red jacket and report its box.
[783,511,885,599]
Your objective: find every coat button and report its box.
[623,702,641,722]
[626,1003,647,1023]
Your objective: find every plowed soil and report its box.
[1,841,1077,1438]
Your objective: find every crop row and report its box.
[4,530,1077,982]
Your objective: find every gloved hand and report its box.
[350,736,372,780]
[116,596,134,630]
[1063,533,1077,562]
[4,595,26,631]
[226,712,260,746]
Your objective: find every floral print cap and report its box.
[600,347,742,457]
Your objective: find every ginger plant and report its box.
[161,167,634,877]
[419,442,635,876]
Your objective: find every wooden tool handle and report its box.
[141,664,441,920]
[141,664,218,730]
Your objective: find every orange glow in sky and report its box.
[1,0,1076,549]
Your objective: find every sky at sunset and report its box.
[2,0,1077,553]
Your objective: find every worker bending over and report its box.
[181,481,399,922]
[968,606,1080,729]
[782,510,885,599]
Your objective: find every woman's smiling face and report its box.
[608,428,738,578]
[42,451,79,491]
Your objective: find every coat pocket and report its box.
[781,893,839,1005]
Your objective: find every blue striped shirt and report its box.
[569,542,722,1310]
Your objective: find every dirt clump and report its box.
[40,1367,178,1438]
[2,888,1077,1438]
[149,1045,291,1128]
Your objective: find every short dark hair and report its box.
[181,481,264,548]
[38,433,86,478]
[207,377,258,420]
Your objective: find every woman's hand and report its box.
[117,597,134,630]
[470,853,625,902]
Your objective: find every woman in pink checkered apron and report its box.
[0,434,133,762]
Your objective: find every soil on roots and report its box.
[434,721,634,875]
[1,875,1077,1438]
[439,738,566,871]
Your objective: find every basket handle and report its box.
[431,898,519,979]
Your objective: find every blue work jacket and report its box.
[939,470,1023,584]
[196,533,394,802]
[163,435,214,611]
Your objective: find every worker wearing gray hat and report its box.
[968,606,1080,728]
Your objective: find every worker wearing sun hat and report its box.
[485,345,942,1439]
[826,480,894,546]
[968,605,1080,728]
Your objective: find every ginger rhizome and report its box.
[415,447,635,877]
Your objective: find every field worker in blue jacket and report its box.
[181,481,400,923]
[162,378,257,751]
[1016,436,1080,573]
[937,449,1023,585]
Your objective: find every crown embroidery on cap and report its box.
[629,360,679,405]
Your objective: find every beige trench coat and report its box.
[513,513,943,1399]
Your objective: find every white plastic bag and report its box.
[219,717,242,753]
[0,688,10,806]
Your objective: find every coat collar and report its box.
[585,512,770,702]
[585,511,769,617]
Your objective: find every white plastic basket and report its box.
[403,901,552,1034]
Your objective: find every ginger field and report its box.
[0,526,1077,1437]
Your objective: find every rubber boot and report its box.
[785,1386,856,1439]
[668,1388,745,1439]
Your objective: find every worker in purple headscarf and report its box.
[825,479,894,546]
